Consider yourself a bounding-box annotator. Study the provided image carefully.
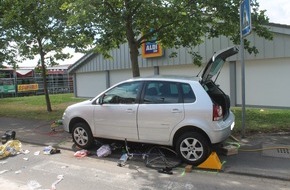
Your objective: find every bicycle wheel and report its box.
[144,146,182,170]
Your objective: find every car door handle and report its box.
[126,109,135,113]
[171,109,182,113]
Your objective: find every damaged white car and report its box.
[62,46,238,165]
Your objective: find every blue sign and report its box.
[240,0,251,37]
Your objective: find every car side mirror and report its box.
[96,94,105,105]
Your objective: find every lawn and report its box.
[232,108,290,135]
[0,93,289,135]
[0,93,86,121]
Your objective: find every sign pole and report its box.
[240,0,251,138]
[240,27,246,138]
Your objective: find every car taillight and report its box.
[213,104,223,121]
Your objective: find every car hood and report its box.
[67,99,92,109]
[201,46,239,84]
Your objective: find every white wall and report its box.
[76,72,107,98]
[236,58,290,107]
[109,69,132,86]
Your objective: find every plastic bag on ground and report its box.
[0,140,22,159]
[97,145,112,157]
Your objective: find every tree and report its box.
[0,0,73,112]
[63,0,272,77]
[0,14,17,67]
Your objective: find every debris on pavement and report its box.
[51,174,64,190]
[1,130,16,144]
[50,120,63,132]
[0,160,8,165]
[21,149,30,154]
[96,144,111,157]
[43,146,61,155]
[0,139,22,159]
[27,180,42,190]
[74,149,89,158]
[0,170,9,175]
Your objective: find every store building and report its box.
[68,23,290,108]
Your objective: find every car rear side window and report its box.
[143,81,180,104]
[181,83,196,103]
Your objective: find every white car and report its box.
[62,46,238,165]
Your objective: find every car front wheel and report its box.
[72,122,94,149]
[175,132,211,166]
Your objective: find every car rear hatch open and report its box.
[200,46,239,120]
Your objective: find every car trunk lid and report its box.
[201,46,239,84]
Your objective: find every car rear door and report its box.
[137,81,184,143]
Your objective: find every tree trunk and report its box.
[40,58,52,112]
[39,47,52,112]
[125,6,140,78]
[128,41,140,77]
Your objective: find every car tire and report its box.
[175,132,211,166]
[72,122,94,149]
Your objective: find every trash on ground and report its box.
[43,146,61,155]
[158,167,173,175]
[97,144,111,157]
[15,170,22,174]
[51,120,63,132]
[23,157,29,161]
[51,174,64,190]
[0,139,22,159]
[117,153,129,167]
[0,161,8,165]
[34,151,40,156]
[1,130,16,144]
[74,149,89,158]
[0,170,8,175]
[43,146,53,155]
[27,180,42,190]
[21,149,30,154]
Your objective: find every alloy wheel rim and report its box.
[73,127,88,146]
[180,137,204,161]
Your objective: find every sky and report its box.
[258,0,290,25]
[15,0,290,67]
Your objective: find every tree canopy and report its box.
[63,0,272,77]
[0,0,74,111]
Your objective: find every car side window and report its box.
[143,81,179,104]
[181,83,196,103]
[102,81,142,104]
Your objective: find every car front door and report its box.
[93,81,142,140]
[137,81,184,143]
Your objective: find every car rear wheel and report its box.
[72,122,94,149]
[175,132,211,166]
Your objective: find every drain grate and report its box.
[262,144,290,159]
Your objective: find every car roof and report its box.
[126,75,200,83]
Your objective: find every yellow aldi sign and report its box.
[18,84,38,92]
[142,31,163,58]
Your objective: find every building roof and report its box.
[67,23,290,75]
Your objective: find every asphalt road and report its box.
[1,117,290,189]
[1,142,290,190]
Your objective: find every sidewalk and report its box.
[220,133,290,181]
[0,117,72,149]
[1,117,290,181]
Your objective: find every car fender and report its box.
[169,118,214,145]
